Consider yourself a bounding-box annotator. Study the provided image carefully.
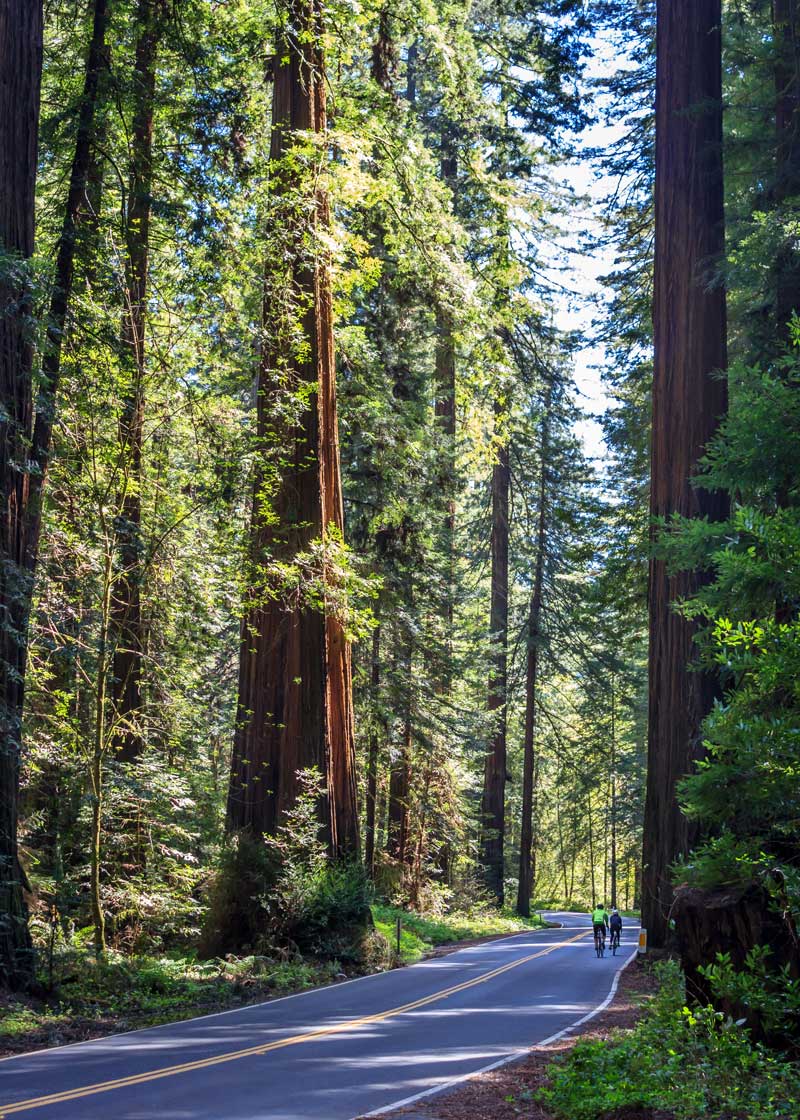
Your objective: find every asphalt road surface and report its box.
[0,913,639,1120]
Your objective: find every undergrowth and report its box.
[372,904,544,962]
[540,961,800,1120]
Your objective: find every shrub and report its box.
[199,770,376,962]
[540,961,800,1120]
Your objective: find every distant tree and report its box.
[110,0,163,763]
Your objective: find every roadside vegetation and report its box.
[0,901,543,1056]
[541,962,800,1120]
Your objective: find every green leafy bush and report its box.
[199,770,378,963]
[540,962,800,1120]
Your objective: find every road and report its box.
[0,913,638,1120]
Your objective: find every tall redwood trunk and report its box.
[364,622,381,876]
[29,0,109,554]
[435,132,457,657]
[481,401,509,906]
[517,398,549,918]
[386,699,411,866]
[609,674,618,908]
[773,0,800,338]
[111,0,159,762]
[227,0,359,857]
[642,0,728,947]
[0,0,43,989]
[386,623,412,866]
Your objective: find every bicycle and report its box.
[609,928,620,955]
[594,926,605,958]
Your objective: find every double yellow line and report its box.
[1,929,587,1115]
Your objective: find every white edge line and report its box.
[357,942,639,1119]
[0,918,566,1065]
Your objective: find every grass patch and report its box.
[0,950,344,1056]
[372,904,545,963]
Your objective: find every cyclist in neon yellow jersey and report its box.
[591,903,609,942]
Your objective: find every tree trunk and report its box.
[672,884,800,1041]
[111,0,159,763]
[29,0,109,557]
[227,0,359,857]
[364,622,381,877]
[0,0,43,990]
[773,0,800,338]
[481,402,509,907]
[609,675,618,908]
[387,636,411,867]
[643,0,728,948]
[371,6,397,93]
[517,397,550,917]
[587,803,596,906]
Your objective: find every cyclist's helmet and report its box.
[611,908,619,914]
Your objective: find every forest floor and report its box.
[370,958,661,1120]
[0,907,544,1057]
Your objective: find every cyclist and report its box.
[609,908,623,952]
[591,903,609,953]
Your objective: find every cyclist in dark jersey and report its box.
[609,908,622,949]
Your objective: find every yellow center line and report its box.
[0,929,588,1115]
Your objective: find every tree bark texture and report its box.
[386,703,411,866]
[517,403,549,918]
[0,0,44,989]
[643,0,728,947]
[227,0,359,857]
[29,0,109,559]
[481,401,509,907]
[111,0,159,762]
[364,623,381,876]
[371,7,397,93]
[672,884,800,1041]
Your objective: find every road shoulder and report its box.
[361,957,657,1120]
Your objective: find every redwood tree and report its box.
[0,0,44,989]
[517,393,550,918]
[111,0,161,762]
[227,0,359,857]
[642,0,728,947]
[481,399,510,906]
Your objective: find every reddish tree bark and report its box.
[481,400,510,907]
[0,0,43,989]
[364,622,381,877]
[642,0,728,947]
[227,0,359,857]
[111,0,160,762]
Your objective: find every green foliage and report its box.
[372,903,544,963]
[1,948,343,1056]
[540,962,800,1120]
[201,772,376,963]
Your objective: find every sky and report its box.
[544,36,636,467]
